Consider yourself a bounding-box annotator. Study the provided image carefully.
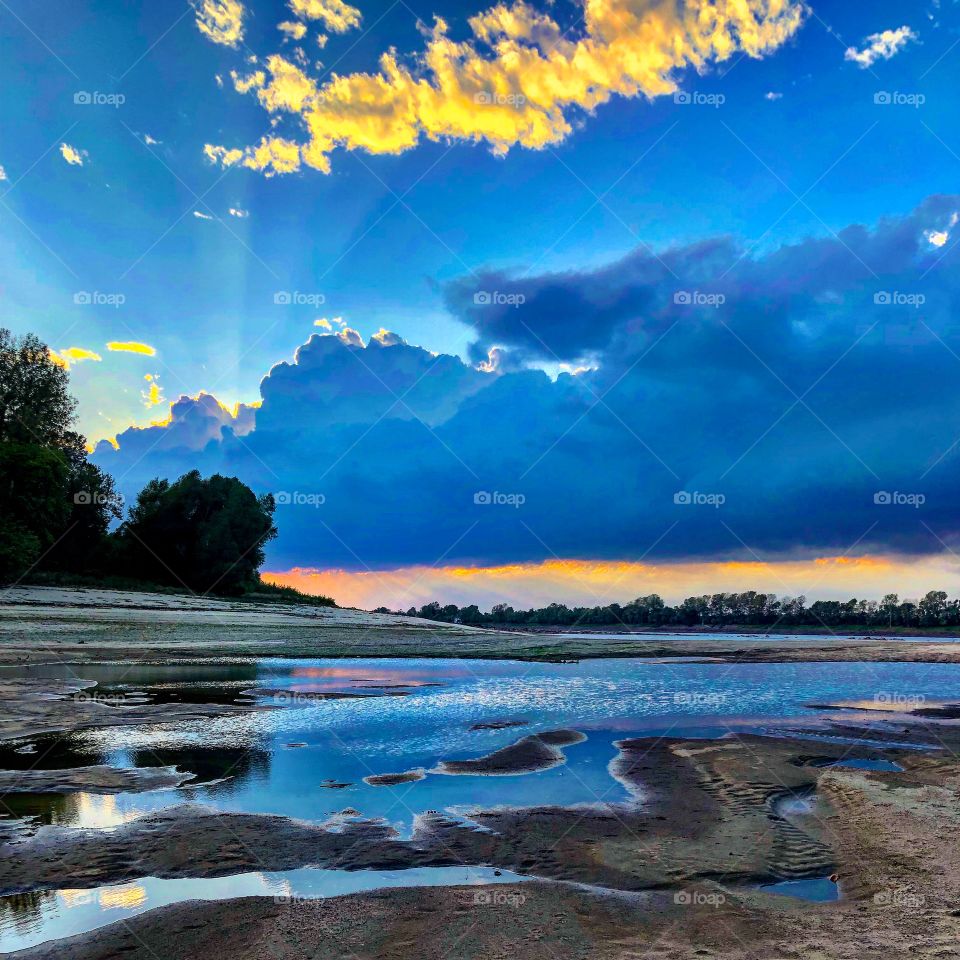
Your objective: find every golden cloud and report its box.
[59,143,87,166]
[107,341,157,356]
[142,374,165,409]
[278,20,308,40]
[288,0,360,33]
[49,346,102,369]
[206,0,805,176]
[194,0,246,48]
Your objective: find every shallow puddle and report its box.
[0,866,528,952]
[758,875,840,902]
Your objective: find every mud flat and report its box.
[6,586,960,664]
[363,769,426,787]
[434,730,586,776]
[0,764,194,794]
[9,717,960,958]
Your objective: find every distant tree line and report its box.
[380,590,960,630]
[0,329,330,601]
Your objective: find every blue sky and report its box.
[4,0,960,603]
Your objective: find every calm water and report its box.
[2,655,958,949]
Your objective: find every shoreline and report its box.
[4,587,960,666]
[4,585,960,957]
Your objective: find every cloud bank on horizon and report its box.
[94,193,960,573]
[201,0,806,175]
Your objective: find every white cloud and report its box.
[60,143,87,166]
[193,210,215,220]
[229,206,249,217]
[194,0,246,48]
[0,165,7,181]
[765,91,783,101]
[845,26,918,68]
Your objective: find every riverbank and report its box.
[5,587,960,665]
[4,587,960,957]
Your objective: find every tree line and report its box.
[384,590,960,630]
[0,329,331,601]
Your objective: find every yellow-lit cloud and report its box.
[49,347,102,370]
[264,552,960,612]
[194,0,246,47]
[107,341,157,356]
[60,143,87,166]
[278,20,308,40]
[288,0,360,33]
[142,374,165,408]
[206,0,805,176]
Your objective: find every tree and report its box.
[0,330,118,580]
[0,441,70,579]
[0,330,76,447]
[116,470,277,594]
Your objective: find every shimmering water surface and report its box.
[2,653,958,950]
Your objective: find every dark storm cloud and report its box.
[96,195,960,570]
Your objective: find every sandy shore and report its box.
[8,719,960,958]
[4,586,960,957]
[4,586,960,664]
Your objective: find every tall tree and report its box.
[116,470,277,594]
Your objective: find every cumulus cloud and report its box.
[96,195,960,572]
[845,25,917,68]
[95,392,258,459]
[288,0,360,33]
[107,341,157,356]
[194,0,246,47]
[59,143,87,166]
[0,165,7,181]
[205,0,805,176]
[229,206,250,217]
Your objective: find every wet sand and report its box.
[8,719,960,958]
[4,587,960,957]
[434,730,586,776]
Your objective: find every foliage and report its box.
[398,590,960,631]
[0,330,288,599]
[114,470,278,594]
